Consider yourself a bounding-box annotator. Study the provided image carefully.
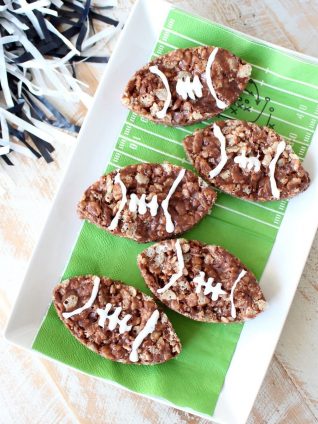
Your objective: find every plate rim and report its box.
[5,1,318,423]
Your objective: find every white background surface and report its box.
[1,0,318,423]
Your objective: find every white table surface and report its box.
[1,1,317,423]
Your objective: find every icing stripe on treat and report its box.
[96,304,132,334]
[176,75,203,100]
[269,141,286,199]
[234,148,261,172]
[129,193,159,216]
[157,240,184,294]
[129,309,160,362]
[108,172,127,230]
[193,271,226,301]
[63,277,100,319]
[206,48,228,110]
[149,65,172,119]
[230,270,247,319]
[209,123,228,179]
[108,167,187,232]
[161,168,186,233]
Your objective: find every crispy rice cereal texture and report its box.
[77,163,217,243]
[122,46,251,126]
[53,276,181,365]
[183,120,310,201]
[138,239,267,323]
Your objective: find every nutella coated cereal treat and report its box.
[183,120,310,201]
[138,239,266,323]
[53,276,181,365]
[122,46,251,126]
[78,163,217,243]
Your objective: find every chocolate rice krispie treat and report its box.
[183,120,310,201]
[78,163,217,243]
[138,239,266,323]
[122,46,251,126]
[53,276,181,365]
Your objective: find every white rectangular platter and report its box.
[5,0,318,423]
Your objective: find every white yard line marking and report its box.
[250,63,318,90]
[161,28,204,47]
[284,137,310,147]
[125,122,182,145]
[217,113,232,120]
[242,198,285,215]
[243,90,318,119]
[119,135,190,164]
[214,203,279,229]
[158,40,178,50]
[249,107,314,132]
[161,28,318,104]
[113,149,146,163]
[168,8,316,69]
[252,79,318,104]
[212,187,285,215]
[108,161,122,168]
[176,126,193,134]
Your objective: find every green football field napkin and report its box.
[33,6,318,416]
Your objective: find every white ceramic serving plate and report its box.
[5,0,318,423]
